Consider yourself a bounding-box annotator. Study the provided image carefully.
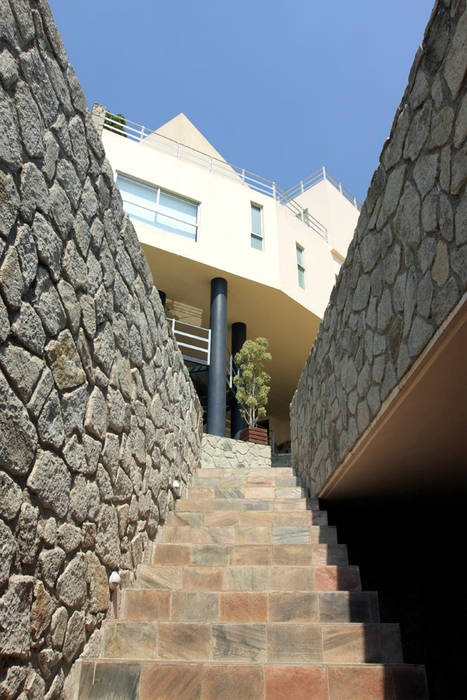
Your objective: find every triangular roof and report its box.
[154,113,228,164]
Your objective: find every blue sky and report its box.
[48,1,433,203]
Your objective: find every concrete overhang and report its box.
[141,243,321,421]
[320,295,467,500]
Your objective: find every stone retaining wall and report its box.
[202,434,271,469]
[290,0,466,495]
[0,1,202,696]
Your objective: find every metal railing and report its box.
[168,317,211,365]
[103,111,328,241]
[285,166,362,211]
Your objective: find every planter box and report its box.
[240,426,268,445]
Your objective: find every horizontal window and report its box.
[117,173,198,241]
[251,203,263,250]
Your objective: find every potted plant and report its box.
[233,337,271,445]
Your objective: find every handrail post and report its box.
[272,182,277,200]
[322,166,326,181]
[140,124,144,141]
[339,182,343,193]
[354,196,357,207]
[300,180,304,193]
[241,168,245,182]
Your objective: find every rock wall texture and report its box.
[0,1,203,696]
[291,0,466,495]
[201,434,271,469]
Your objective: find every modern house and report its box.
[95,105,359,446]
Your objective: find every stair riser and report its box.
[138,564,360,592]
[78,660,428,700]
[191,476,300,488]
[160,525,337,546]
[154,543,346,567]
[188,487,305,499]
[168,510,328,527]
[195,468,297,476]
[177,499,309,512]
[123,590,380,624]
[102,622,402,664]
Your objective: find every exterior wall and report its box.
[290,0,466,495]
[295,179,360,261]
[102,125,358,321]
[201,435,271,469]
[0,2,202,697]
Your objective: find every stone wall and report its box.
[290,0,466,495]
[201,435,271,469]
[0,1,203,697]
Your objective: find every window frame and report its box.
[296,243,306,289]
[250,202,264,251]
[117,172,199,242]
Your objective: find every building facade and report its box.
[96,106,359,445]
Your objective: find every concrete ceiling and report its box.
[320,299,467,500]
[141,244,321,420]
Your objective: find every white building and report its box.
[96,106,360,446]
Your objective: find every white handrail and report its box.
[168,317,211,365]
[285,166,362,211]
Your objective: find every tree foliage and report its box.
[233,337,271,427]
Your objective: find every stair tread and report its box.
[77,462,428,699]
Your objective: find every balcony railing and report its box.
[168,317,211,365]
[103,111,328,241]
[168,317,234,389]
[285,166,362,211]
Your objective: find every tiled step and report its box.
[77,659,428,700]
[187,485,306,499]
[191,474,300,488]
[154,542,347,566]
[122,589,380,623]
[167,508,328,527]
[137,564,360,593]
[160,525,337,545]
[195,467,297,477]
[101,620,402,664]
[177,498,309,512]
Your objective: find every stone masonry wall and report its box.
[0,1,203,697]
[201,434,271,469]
[291,0,466,495]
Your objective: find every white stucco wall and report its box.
[102,126,359,321]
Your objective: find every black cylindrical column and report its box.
[231,322,247,439]
[207,278,227,436]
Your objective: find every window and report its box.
[117,173,198,241]
[251,203,263,250]
[296,244,305,288]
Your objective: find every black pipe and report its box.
[207,277,227,436]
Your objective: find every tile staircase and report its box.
[76,467,428,699]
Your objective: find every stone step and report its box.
[160,524,337,546]
[137,564,359,593]
[122,590,380,624]
[196,467,296,477]
[191,475,300,488]
[167,509,328,527]
[77,659,428,699]
[177,498,309,512]
[153,543,346,567]
[187,485,306,500]
[101,621,403,664]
